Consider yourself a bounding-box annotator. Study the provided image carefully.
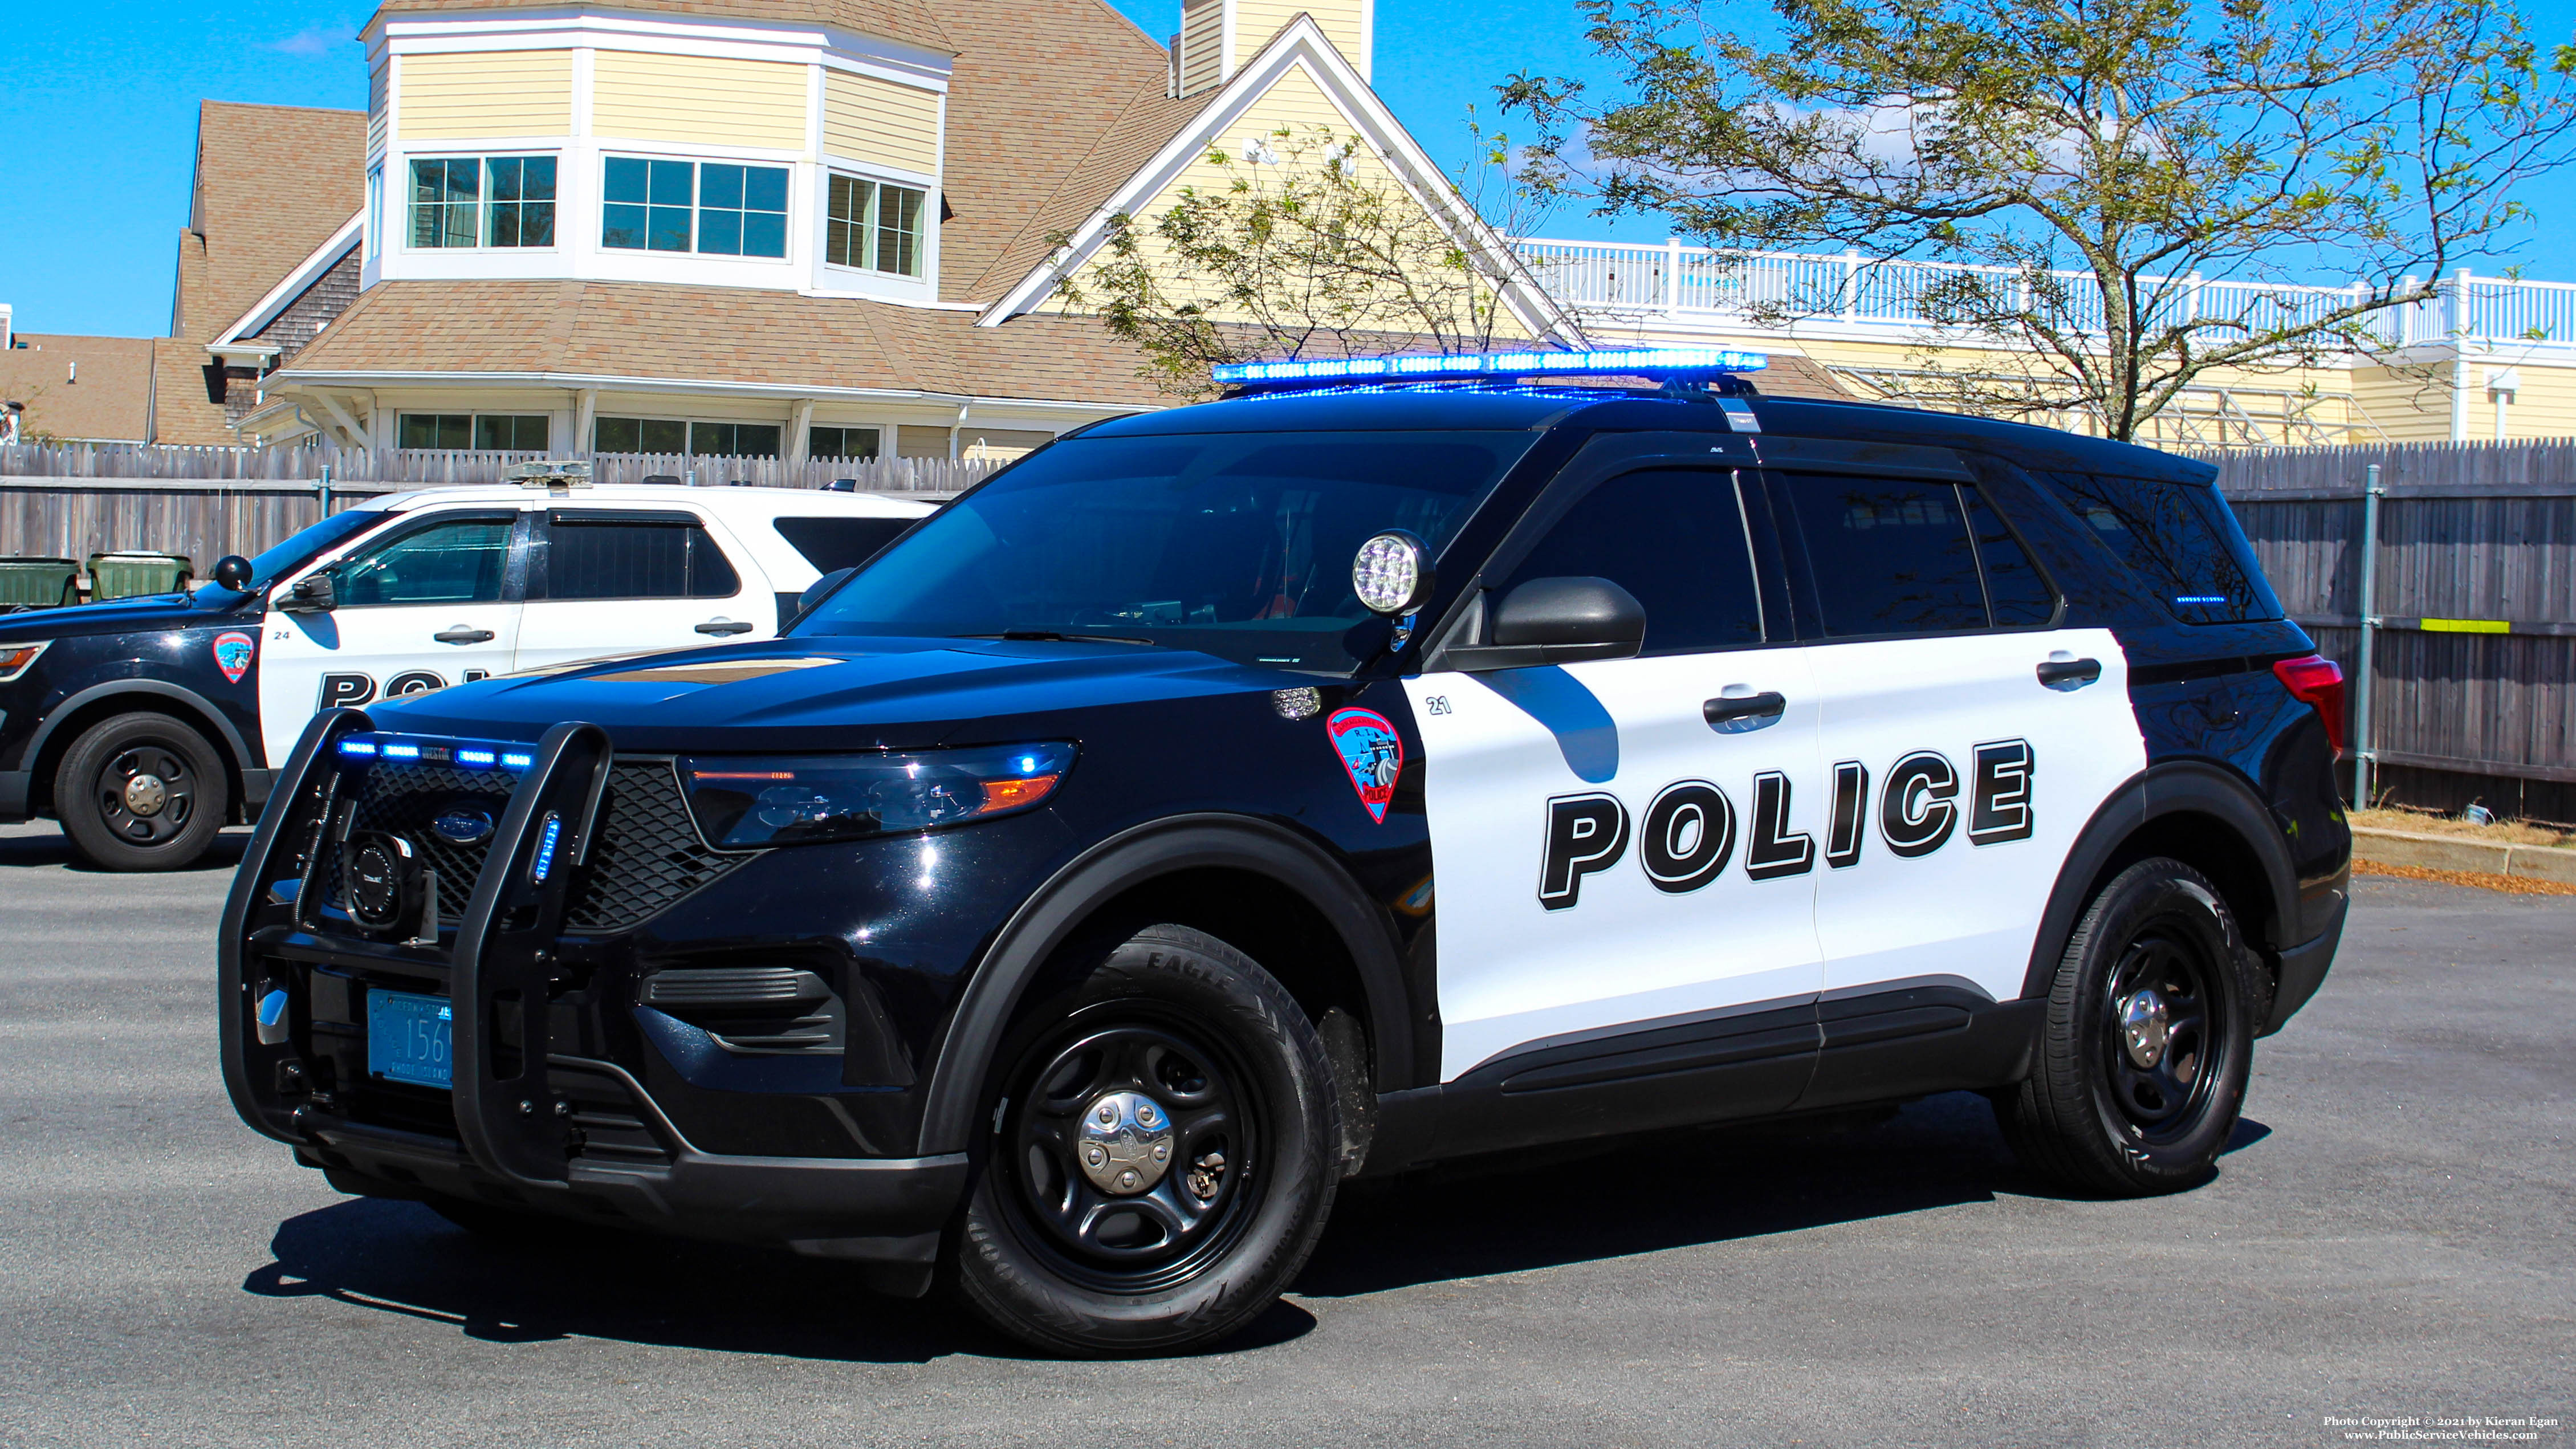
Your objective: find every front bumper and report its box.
[219,711,968,1268]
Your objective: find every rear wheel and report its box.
[950,924,1340,1357]
[54,712,229,871]
[1994,857,2256,1195]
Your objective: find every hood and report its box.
[369,635,1298,752]
[0,593,242,640]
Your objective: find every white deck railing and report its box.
[1511,237,2576,352]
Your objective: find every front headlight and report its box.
[0,641,50,683]
[679,742,1077,848]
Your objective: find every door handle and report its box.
[1703,690,1787,734]
[433,626,496,645]
[2037,656,2102,691]
[695,617,755,637]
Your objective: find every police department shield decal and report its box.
[1325,707,1403,823]
[212,631,257,684]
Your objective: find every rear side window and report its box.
[772,514,915,573]
[1965,492,2056,625]
[1500,468,1764,654]
[1780,475,1987,636]
[2039,472,2282,624]
[543,514,740,600]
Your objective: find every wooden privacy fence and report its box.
[0,454,1006,568]
[2190,438,2576,816]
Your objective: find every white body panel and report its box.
[1802,628,2142,1000]
[1406,650,1823,1082]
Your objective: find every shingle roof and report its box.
[148,100,367,444]
[929,0,1211,303]
[0,335,158,442]
[175,101,368,344]
[278,279,1182,406]
[373,0,953,56]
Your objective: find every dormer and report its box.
[359,1,955,303]
[1174,0,1371,95]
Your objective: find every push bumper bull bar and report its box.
[217,710,964,1274]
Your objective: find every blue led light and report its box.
[455,748,497,767]
[337,740,378,757]
[1212,347,1768,386]
[257,988,289,1027]
[381,742,422,759]
[500,752,535,770]
[530,812,562,885]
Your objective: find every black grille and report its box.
[337,761,517,923]
[562,760,753,933]
[329,755,749,935]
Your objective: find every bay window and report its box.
[825,174,925,277]
[603,158,789,259]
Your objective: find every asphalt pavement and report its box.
[0,817,2567,1447]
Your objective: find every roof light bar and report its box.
[1212,347,1769,388]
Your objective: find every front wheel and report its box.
[950,924,1341,1357]
[54,712,230,871]
[1993,857,2257,1196]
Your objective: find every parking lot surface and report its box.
[0,818,2567,1447]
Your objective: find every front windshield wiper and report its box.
[955,629,1158,647]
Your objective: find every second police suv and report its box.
[219,349,2353,1357]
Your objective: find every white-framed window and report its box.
[398,413,550,450]
[601,158,789,258]
[593,416,783,457]
[407,156,557,249]
[808,425,881,460]
[825,173,925,278]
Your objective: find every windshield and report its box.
[190,508,384,605]
[791,430,1536,672]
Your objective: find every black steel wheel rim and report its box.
[94,740,197,846]
[996,1014,1263,1295]
[2099,918,2224,1142]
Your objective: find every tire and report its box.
[54,711,230,872]
[950,923,1341,1357]
[1993,857,2257,1196]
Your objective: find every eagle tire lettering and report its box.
[1968,738,2036,844]
[317,673,376,710]
[1539,792,1630,910]
[1639,780,1735,894]
[1743,771,1815,881]
[1880,751,1960,858]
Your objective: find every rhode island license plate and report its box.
[367,989,454,1088]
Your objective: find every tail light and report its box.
[2272,654,2347,753]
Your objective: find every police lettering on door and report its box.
[1538,739,2035,908]
[316,670,490,709]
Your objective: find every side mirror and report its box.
[211,555,254,591]
[791,566,856,624]
[1438,576,1646,671]
[279,571,337,614]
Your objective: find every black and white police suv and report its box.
[219,349,2351,1357]
[0,470,930,869]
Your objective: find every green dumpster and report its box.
[0,557,80,610]
[87,552,196,601]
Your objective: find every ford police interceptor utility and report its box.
[0,473,931,870]
[218,350,2351,1357]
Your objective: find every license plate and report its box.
[367,989,454,1088]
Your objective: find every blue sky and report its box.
[3,0,2572,337]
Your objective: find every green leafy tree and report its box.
[1504,0,2576,437]
[1054,121,1560,398]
